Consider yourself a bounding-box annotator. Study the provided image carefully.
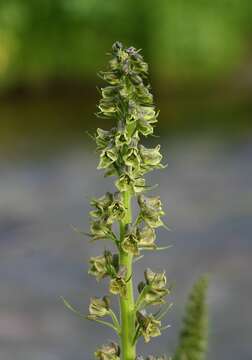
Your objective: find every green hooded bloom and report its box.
[90,220,112,240]
[115,173,145,194]
[139,145,163,171]
[114,127,130,148]
[136,311,161,343]
[137,226,156,250]
[109,266,127,297]
[88,296,110,318]
[98,147,118,169]
[123,146,141,169]
[89,254,108,280]
[142,268,169,305]
[107,197,126,224]
[90,192,126,227]
[138,195,165,228]
[96,128,114,151]
[89,251,119,281]
[95,342,120,360]
[121,230,139,256]
[90,193,113,219]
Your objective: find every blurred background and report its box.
[0,1,252,359]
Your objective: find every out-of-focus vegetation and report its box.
[0,0,252,87]
[0,0,252,157]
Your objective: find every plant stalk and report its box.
[119,190,136,360]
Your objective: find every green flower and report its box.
[145,268,167,289]
[123,146,140,169]
[109,266,127,297]
[121,230,139,256]
[90,192,125,225]
[89,254,108,280]
[96,128,114,150]
[137,118,154,136]
[138,195,165,228]
[90,193,113,219]
[136,226,156,250]
[98,147,118,169]
[114,128,130,148]
[107,197,126,224]
[115,173,145,194]
[90,220,112,240]
[88,296,110,318]
[89,251,119,280]
[95,342,120,360]
[143,268,169,305]
[139,145,163,170]
[136,311,161,343]
[137,269,169,306]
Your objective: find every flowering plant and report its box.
[63,42,208,360]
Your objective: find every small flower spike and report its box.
[85,42,172,359]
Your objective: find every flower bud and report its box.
[88,296,110,318]
[95,342,120,360]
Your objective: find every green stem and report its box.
[119,190,136,360]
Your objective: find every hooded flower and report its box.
[88,251,119,280]
[90,193,113,219]
[96,128,114,150]
[138,195,165,228]
[95,342,120,360]
[115,173,145,194]
[141,268,169,305]
[98,147,118,169]
[89,254,108,280]
[136,311,161,343]
[107,197,126,224]
[123,146,141,169]
[109,266,127,297]
[90,192,126,228]
[88,296,110,318]
[90,220,112,241]
[136,226,156,250]
[121,230,139,256]
[139,145,163,172]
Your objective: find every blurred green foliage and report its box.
[0,0,252,87]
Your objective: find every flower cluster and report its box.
[96,41,164,192]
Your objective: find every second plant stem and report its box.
[119,190,136,360]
